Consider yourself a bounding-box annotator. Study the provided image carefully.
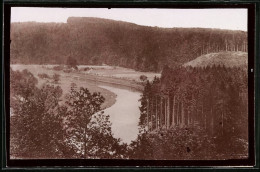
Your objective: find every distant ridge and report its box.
[11,17,247,72]
[67,17,140,26]
[183,51,248,68]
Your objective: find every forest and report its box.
[134,64,248,159]
[11,17,247,72]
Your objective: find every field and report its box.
[11,64,160,109]
[77,65,161,81]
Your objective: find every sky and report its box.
[11,7,247,31]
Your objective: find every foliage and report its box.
[139,75,148,82]
[63,69,72,73]
[53,73,60,83]
[62,86,126,159]
[138,77,160,132]
[129,126,216,160]
[10,69,66,158]
[10,69,126,159]
[38,73,51,79]
[53,65,64,71]
[66,56,78,70]
[82,67,91,71]
[10,69,38,100]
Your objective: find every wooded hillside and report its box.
[11,17,247,72]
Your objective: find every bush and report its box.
[63,69,71,73]
[140,75,148,82]
[66,56,78,70]
[83,67,91,71]
[53,65,64,71]
[38,73,51,79]
[53,73,60,84]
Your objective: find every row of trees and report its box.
[10,69,126,159]
[198,40,248,57]
[135,65,248,159]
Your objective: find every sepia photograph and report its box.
[9,7,249,161]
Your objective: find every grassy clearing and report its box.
[183,51,248,68]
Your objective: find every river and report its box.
[99,85,141,144]
[11,64,144,145]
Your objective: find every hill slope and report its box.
[183,51,248,68]
[11,17,247,72]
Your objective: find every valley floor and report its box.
[10,64,160,110]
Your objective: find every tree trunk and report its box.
[155,96,158,130]
[84,128,87,158]
[167,96,170,128]
[222,106,224,135]
[147,99,149,132]
[151,98,153,131]
[225,40,228,51]
[187,111,190,125]
[160,97,163,128]
[172,96,175,127]
[210,107,214,135]
[181,101,185,127]
[165,98,167,129]
[203,103,206,130]
[177,99,180,125]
